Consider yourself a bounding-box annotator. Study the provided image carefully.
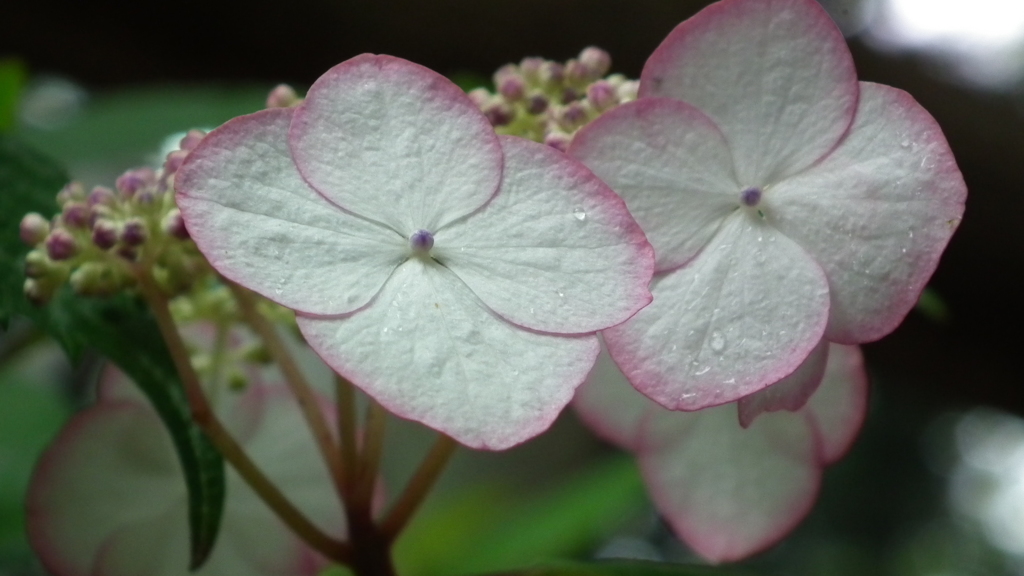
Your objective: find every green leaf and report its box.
[0,59,26,133]
[394,456,647,576]
[485,560,758,576]
[0,136,225,569]
[915,287,949,323]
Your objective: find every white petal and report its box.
[568,98,739,271]
[640,0,859,184]
[290,54,503,234]
[804,344,869,464]
[176,107,405,316]
[768,83,967,343]
[737,337,829,428]
[604,211,829,410]
[297,258,599,450]
[435,135,653,334]
[640,405,820,563]
[572,344,654,452]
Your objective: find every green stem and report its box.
[137,274,350,563]
[380,434,458,539]
[335,375,359,494]
[355,399,387,509]
[226,280,347,503]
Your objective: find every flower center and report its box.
[409,229,434,254]
[740,187,762,207]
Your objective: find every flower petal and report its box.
[639,405,820,563]
[434,135,653,334]
[640,0,858,185]
[767,83,967,343]
[176,107,405,316]
[568,98,739,272]
[604,211,829,410]
[737,336,829,428]
[290,54,503,234]
[804,344,869,464]
[297,258,599,450]
[572,344,654,452]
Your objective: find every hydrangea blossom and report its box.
[175,54,654,450]
[27,367,342,576]
[574,342,868,562]
[568,0,966,410]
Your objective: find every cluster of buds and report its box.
[468,47,639,151]
[20,130,211,304]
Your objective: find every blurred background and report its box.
[2,0,1023,574]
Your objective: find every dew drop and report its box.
[573,208,587,221]
[710,331,726,352]
[900,139,910,148]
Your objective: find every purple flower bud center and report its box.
[740,187,762,207]
[409,230,434,253]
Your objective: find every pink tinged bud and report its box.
[163,150,188,175]
[519,57,545,83]
[87,186,116,206]
[579,47,612,78]
[527,93,549,115]
[91,220,119,250]
[498,77,526,101]
[266,84,299,108]
[540,62,565,88]
[161,209,189,239]
[61,202,91,228]
[556,102,589,131]
[178,129,206,152]
[45,229,77,261]
[467,88,492,109]
[409,229,434,253]
[484,103,515,127]
[741,187,763,207]
[56,182,85,206]
[586,80,619,112]
[560,87,580,105]
[492,64,519,87]
[121,219,147,246]
[116,245,138,262]
[115,168,156,197]
[20,213,50,245]
[544,131,572,152]
[565,59,590,85]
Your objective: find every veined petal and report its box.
[767,83,967,343]
[737,337,830,428]
[435,135,653,334]
[639,405,820,564]
[804,344,869,464]
[640,0,858,185]
[290,54,503,234]
[572,344,656,452]
[176,107,405,316]
[297,258,599,450]
[568,98,739,272]
[604,212,829,410]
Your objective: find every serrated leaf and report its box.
[486,560,757,576]
[395,456,646,576]
[0,135,225,569]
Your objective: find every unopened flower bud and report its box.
[62,202,91,229]
[162,209,189,239]
[556,102,589,132]
[70,262,121,296]
[87,186,116,206]
[561,87,580,105]
[519,57,545,83]
[56,182,85,206]
[179,129,206,152]
[116,245,138,262]
[24,250,50,278]
[92,220,119,250]
[565,59,590,86]
[544,131,572,152]
[492,64,519,87]
[579,47,612,79]
[527,93,549,115]
[266,84,300,108]
[483,102,515,127]
[115,168,156,197]
[586,80,618,112]
[45,229,77,261]
[20,213,50,245]
[121,218,147,246]
[616,80,639,102]
[24,278,57,305]
[539,62,565,89]
[467,88,492,109]
[164,150,188,175]
[498,76,526,102]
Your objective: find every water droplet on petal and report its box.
[573,208,586,221]
[900,139,911,148]
[710,331,726,352]
[695,365,711,376]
